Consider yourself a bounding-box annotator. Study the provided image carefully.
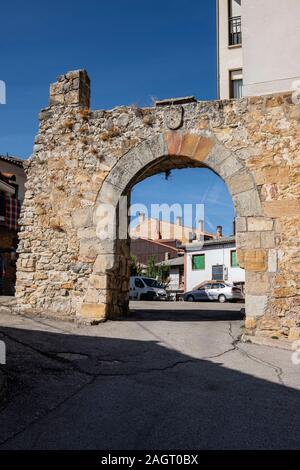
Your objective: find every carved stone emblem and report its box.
[164,106,184,130]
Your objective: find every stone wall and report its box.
[16,70,300,341]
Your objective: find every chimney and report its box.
[188,232,197,243]
[197,219,204,232]
[165,252,170,261]
[216,226,223,239]
[139,212,145,224]
[155,219,162,240]
[176,216,182,226]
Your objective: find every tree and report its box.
[146,256,170,287]
[130,255,143,277]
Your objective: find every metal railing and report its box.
[229,16,242,46]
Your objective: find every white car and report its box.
[183,281,244,303]
[129,276,167,301]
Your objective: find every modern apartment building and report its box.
[217,0,300,99]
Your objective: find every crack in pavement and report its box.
[227,323,285,386]
[202,322,285,387]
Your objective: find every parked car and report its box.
[129,276,168,301]
[183,281,244,303]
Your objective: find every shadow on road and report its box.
[127,307,245,322]
[0,322,299,449]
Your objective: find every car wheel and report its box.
[186,295,195,302]
[218,294,227,304]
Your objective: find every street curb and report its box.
[242,334,295,351]
[0,369,7,403]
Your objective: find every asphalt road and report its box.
[0,301,299,450]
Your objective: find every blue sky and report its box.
[0,0,235,235]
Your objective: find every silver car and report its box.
[183,281,244,303]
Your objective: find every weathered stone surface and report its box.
[237,232,261,250]
[288,328,300,341]
[246,295,268,318]
[15,69,300,340]
[80,303,106,321]
[72,207,93,229]
[233,190,262,217]
[268,249,278,273]
[217,155,243,179]
[93,254,115,274]
[245,317,257,330]
[248,217,274,232]
[261,232,276,249]
[254,167,290,185]
[227,170,254,196]
[235,217,247,232]
[246,272,271,295]
[263,200,300,218]
[244,250,268,272]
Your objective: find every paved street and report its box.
[0,301,300,450]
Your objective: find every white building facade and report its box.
[217,0,300,99]
[184,237,245,292]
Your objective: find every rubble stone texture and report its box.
[16,70,300,340]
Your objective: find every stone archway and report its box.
[16,70,300,342]
[91,132,263,323]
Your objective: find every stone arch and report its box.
[15,70,300,342]
[86,131,262,321]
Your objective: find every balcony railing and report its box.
[229,16,242,46]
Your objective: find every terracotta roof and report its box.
[184,236,236,251]
[0,155,24,167]
[133,237,182,252]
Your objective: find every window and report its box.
[203,284,212,290]
[230,69,243,99]
[212,265,224,281]
[135,278,144,288]
[228,0,242,46]
[231,250,238,267]
[142,278,162,288]
[192,254,205,270]
[211,283,221,290]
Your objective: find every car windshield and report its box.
[142,278,162,288]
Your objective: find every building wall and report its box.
[242,0,300,96]
[185,244,245,292]
[169,268,180,291]
[217,0,242,99]
[218,0,300,98]
[0,160,26,200]
[0,226,18,295]
[130,237,180,265]
[131,218,206,244]
[0,160,25,295]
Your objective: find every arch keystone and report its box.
[165,132,183,156]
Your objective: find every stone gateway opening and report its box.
[16,70,300,342]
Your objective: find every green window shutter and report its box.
[231,250,238,267]
[192,254,205,270]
